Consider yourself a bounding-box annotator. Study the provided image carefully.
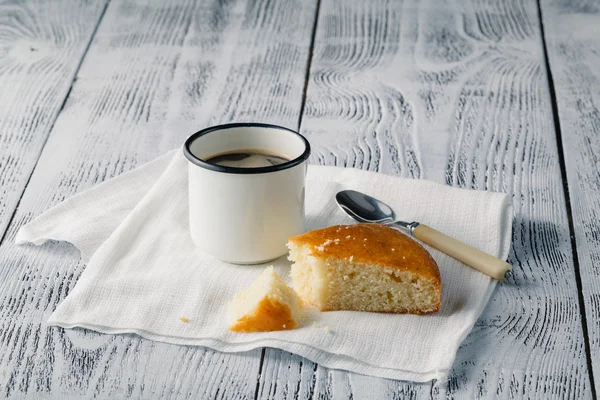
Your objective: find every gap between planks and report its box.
[0,0,112,249]
[296,0,323,132]
[535,0,598,398]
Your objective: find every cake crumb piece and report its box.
[364,238,367,241]
[229,266,302,332]
[349,255,354,262]
[179,317,189,323]
[392,248,395,251]
[312,321,318,328]
[343,275,349,280]
[346,235,351,239]
[323,326,332,333]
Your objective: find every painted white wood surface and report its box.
[541,0,600,396]
[259,0,594,398]
[0,0,316,398]
[0,0,107,240]
[0,0,597,398]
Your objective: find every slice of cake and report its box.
[228,266,303,332]
[287,224,441,314]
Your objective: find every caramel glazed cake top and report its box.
[288,223,441,284]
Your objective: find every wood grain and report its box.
[0,0,108,242]
[2,0,596,398]
[258,0,594,398]
[540,0,600,395]
[0,0,317,397]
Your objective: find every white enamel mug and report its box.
[183,123,311,264]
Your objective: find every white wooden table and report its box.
[0,0,598,398]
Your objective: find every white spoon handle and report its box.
[413,224,511,280]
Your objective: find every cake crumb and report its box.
[346,235,351,239]
[283,324,286,328]
[323,326,332,333]
[343,275,349,280]
[316,239,335,251]
[312,321,318,328]
[364,238,367,241]
[392,248,395,251]
[179,317,189,323]
[349,255,354,262]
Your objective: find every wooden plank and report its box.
[0,0,108,242]
[540,0,600,396]
[258,0,594,398]
[0,0,317,398]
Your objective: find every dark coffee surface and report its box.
[204,148,290,168]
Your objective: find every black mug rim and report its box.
[183,123,311,175]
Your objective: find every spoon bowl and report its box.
[336,190,416,233]
[335,190,395,224]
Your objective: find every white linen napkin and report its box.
[16,149,512,382]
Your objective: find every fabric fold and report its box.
[17,150,512,382]
[16,150,176,261]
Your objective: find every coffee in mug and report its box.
[204,149,290,168]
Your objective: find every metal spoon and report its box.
[335,190,511,280]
